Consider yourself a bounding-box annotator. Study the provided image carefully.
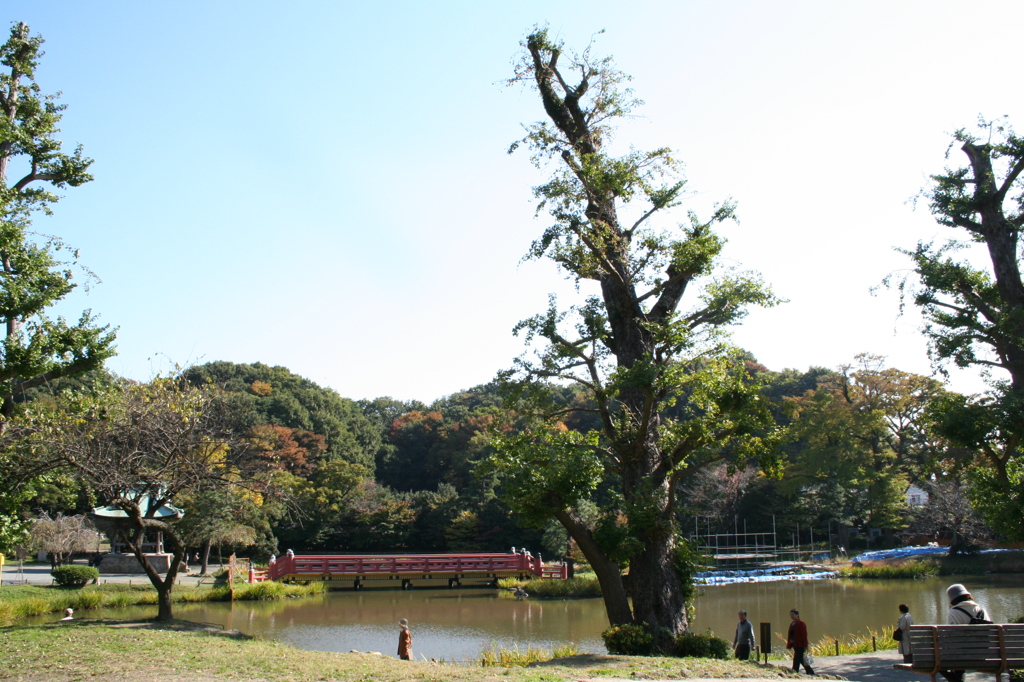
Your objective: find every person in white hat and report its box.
[940,584,991,682]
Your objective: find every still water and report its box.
[56,576,1024,661]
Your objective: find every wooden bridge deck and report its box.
[266,551,568,586]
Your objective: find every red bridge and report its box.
[266,550,568,588]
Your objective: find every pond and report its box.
[38,575,1024,662]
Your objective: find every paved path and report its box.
[1,560,214,587]
[810,650,910,682]
[776,650,990,682]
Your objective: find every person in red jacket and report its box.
[786,609,815,675]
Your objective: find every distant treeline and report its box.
[15,352,970,560]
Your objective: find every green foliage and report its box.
[807,627,897,656]
[838,562,939,579]
[0,23,114,547]
[0,580,324,624]
[484,428,604,529]
[0,22,115,423]
[674,631,731,659]
[968,447,1024,540]
[176,479,287,562]
[183,362,381,474]
[490,27,783,632]
[673,538,705,605]
[497,576,602,599]
[50,565,98,587]
[892,118,1024,540]
[602,623,654,655]
[0,22,94,222]
[232,581,287,600]
[782,355,943,530]
[478,641,582,667]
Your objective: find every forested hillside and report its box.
[3,352,978,563]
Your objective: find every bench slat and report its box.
[899,624,1024,679]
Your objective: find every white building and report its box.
[906,484,929,507]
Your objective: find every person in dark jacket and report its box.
[734,610,755,660]
[786,609,815,675]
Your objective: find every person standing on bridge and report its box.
[397,618,413,661]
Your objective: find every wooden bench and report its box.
[893,624,1024,682]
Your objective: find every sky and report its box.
[9,1,1023,402]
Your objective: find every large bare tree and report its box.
[11,377,267,620]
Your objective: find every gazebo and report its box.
[91,491,185,573]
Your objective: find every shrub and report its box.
[524,577,602,599]
[212,566,249,586]
[675,631,731,659]
[838,562,939,579]
[13,597,51,617]
[478,642,581,666]
[602,623,654,656]
[235,581,287,600]
[66,591,104,611]
[103,591,141,608]
[51,565,99,587]
[497,576,601,599]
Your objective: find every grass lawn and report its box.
[0,619,802,682]
[0,581,324,623]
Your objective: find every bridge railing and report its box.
[541,564,569,579]
[267,551,561,581]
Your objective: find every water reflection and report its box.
[34,575,1024,661]
[690,575,1024,649]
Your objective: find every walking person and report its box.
[897,604,913,663]
[397,618,413,661]
[734,610,755,660]
[786,609,815,675]
[940,584,990,682]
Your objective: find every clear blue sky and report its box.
[12,1,1023,401]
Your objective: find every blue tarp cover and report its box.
[851,546,1014,562]
[696,565,838,585]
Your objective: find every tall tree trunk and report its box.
[620,459,688,637]
[200,538,212,575]
[154,585,172,620]
[555,510,632,626]
[837,523,850,551]
[629,533,687,641]
[125,517,187,622]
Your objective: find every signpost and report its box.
[760,622,772,665]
